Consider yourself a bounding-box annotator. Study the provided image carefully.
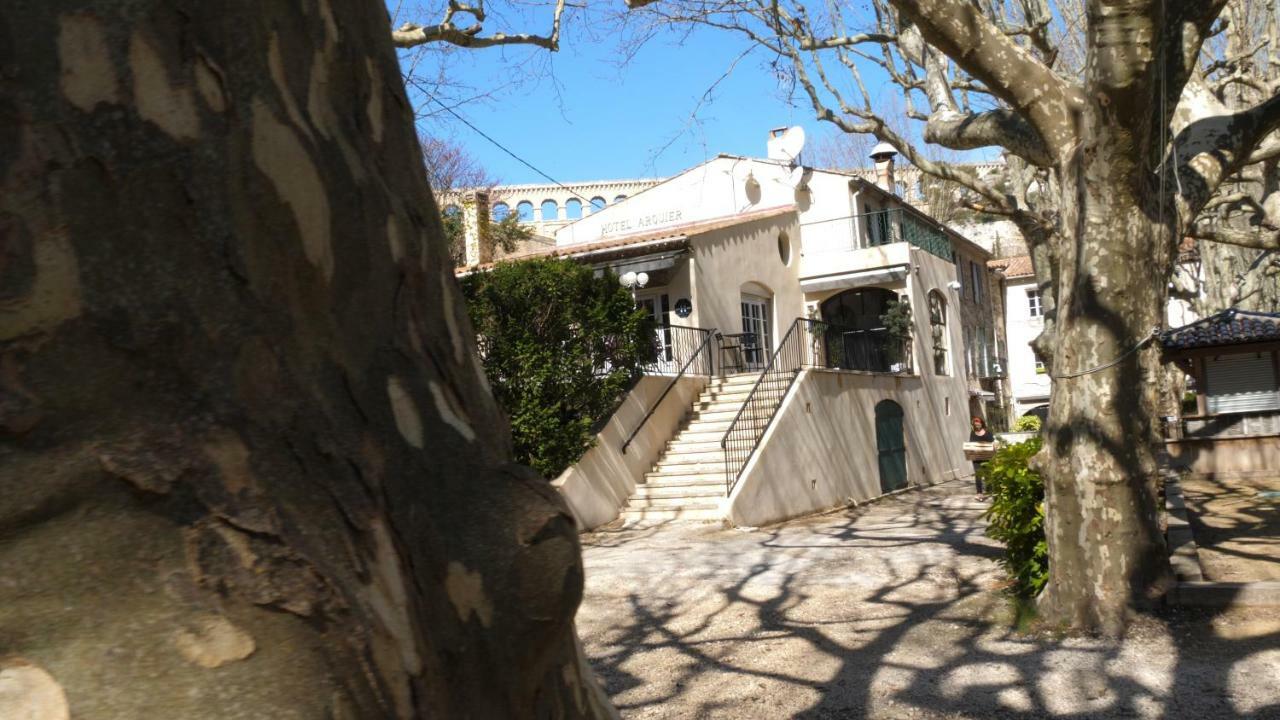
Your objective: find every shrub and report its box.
[981,437,1048,597]
[1012,414,1042,433]
[460,258,656,477]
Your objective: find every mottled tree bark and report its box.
[0,1,614,717]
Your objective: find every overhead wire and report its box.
[425,95,593,203]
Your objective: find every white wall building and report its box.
[458,131,1000,530]
[989,256,1051,421]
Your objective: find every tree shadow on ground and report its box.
[577,483,1280,719]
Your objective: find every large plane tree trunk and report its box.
[0,1,614,717]
[1033,118,1176,634]
[1024,4,1212,633]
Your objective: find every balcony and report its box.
[803,320,914,374]
[859,208,955,262]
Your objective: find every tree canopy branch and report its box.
[887,0,1084,163]
[393,0,565,50]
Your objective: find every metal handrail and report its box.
[720,318,809,494]
[621,326,718,454]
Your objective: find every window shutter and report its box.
[1205,353,1280,413]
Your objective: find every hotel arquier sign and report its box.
[600,209,684,236]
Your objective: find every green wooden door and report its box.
[875,400,907,493]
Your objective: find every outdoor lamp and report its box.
[636,272,649,288]
[620,271,638,287]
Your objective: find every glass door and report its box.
[740,294,772,371]
[637,293,673,373]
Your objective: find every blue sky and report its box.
[394,13,854,184]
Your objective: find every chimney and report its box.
[766,127,791,161]
[463,190,491,266]
[870,142,898,193]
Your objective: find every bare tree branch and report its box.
[393,0,566,50]
[887,0,1084,162]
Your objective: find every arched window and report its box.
[818,288,898,371]
[929,290,948,375]
[540,199,559,222]
[491,202,510,221]
[613,194,628,203]
[589,196,607,213]
[565,198,582,220]
[516,201,534,222]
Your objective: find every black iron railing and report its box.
[641,324,717,376]
[721,318,916,494]
[622,325,717,454]
[859,207,955,261]
[720,318,810,494]
[805,320,914,374]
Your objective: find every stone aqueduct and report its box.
[440,178,663,237]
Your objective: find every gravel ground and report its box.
[577,481,1280,719]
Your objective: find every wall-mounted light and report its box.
[946,280,962,291]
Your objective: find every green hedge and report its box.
[981,437,1048,597]
[460,258,656,478]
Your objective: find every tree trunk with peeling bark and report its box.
[0,1,614,717]
[1031,132,1175,632]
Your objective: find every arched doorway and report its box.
[819,287,898,371]
[875,400,907,494]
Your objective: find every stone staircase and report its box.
[620,373,759,523]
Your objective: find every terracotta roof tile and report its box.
[988,254,1034,278]
[1162,309,1280,350]
[455,205,797,274]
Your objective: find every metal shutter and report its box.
[1205,353,1280,413]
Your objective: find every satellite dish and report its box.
[777,126,807,165]
[786,165,808,190]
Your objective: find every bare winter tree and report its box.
[0,0,614,716]
[1175,0,1280,313]
[625,0,1280,633]
[420,132,500,192]
[390,0,571,127]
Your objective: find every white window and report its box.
[1027,290,1043,318]
[1205,353,1279,413]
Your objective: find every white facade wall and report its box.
[554,157,866,257]
[685,214,805,347]
[553,375,709,530]
[727,248,975,526]
[1004,275,1052,416]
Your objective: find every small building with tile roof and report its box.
[1159,309,1280,477]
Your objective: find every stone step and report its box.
[645,461,727,479]
[675,421,733,436]
[663,440,724,454]
[639,473,726,488]
[620,504,723,522]
[631,483,724,498]
[653,461,728,476]
[626,493,724,508]
[654,448,723,463]
[671,428,730,443]
[691,397,751,412]
[688,408,749,423]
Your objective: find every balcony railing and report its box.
[721,318,916,494]
[805,320,914,374]
[859,208,955,262]
[622,325,718,454]
[641,324,717,376]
